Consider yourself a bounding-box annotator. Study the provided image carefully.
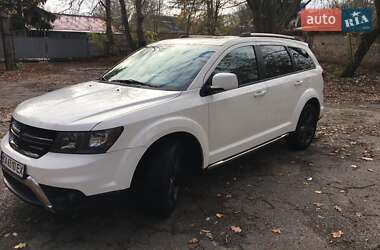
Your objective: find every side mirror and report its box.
[212,73,239,91]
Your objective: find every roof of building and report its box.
[51,14,109,33]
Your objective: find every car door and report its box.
[205,45,272,164]
[255,44,301,137]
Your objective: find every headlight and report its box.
[51,127,123,154]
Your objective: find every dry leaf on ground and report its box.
[14,243,27,249]
[313,202,323,207]
[230,226,242,233]
[331,230,344,239]
[334,205,342,212]
[362,157,374,161]
[216,213,224,219]
[272,228,281,235]
[188,238,199,244]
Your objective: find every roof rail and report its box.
[240,33,298,40]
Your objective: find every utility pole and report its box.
[0,11,17,71]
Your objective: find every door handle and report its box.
[294,80,304,86]
[253,89,267,97]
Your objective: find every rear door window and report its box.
[214,46,259,86]
[288,47,316,71]
[259,45,293,78]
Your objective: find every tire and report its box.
[287,102,319,150]
[135,140,184,218]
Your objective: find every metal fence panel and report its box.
[13,36,46,59]
[47,37,89,59]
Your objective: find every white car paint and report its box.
[1,35,324,198]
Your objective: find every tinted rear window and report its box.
[288,47,316,71]
[259,45,293,78]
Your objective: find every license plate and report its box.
[1,152,26,178]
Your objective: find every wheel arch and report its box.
[130,131,205,189]
[291,89,322,131]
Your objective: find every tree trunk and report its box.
[246,0,301,33]
[135,0,146,48]
[119,0,136,53]
[0,12,17,71]
[105,0,114,55]
[341,0,380,77]
[206,0,215,35]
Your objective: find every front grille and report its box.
[9,119,57,158]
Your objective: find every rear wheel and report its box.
[135,140,184,218]
[287,102,319,150]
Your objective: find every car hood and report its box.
[13,81,181,131]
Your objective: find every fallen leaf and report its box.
[205,217,211,221]
[355,212,362,217]
[271,228,281,235]
[188,238,199,244]
[306,177,313,181]
[362,157,374,161]
[216,213,224,219]
[350,165,358,169]
[368,169,375,172]
[14,243,27,249]
[331,230,344,239]
[230,226,242,233]
[12,232,18,237]
[313,202,323,207]
[200,230,213,239]
[315,190,322,194]
[334,205,342,212]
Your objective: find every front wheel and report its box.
[287,102,319,150]
[135,141,183,218]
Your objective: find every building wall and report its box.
[304,32,380,68]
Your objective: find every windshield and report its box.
[102,44,216,91]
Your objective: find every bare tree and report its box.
[246,0,302,33]
[205,0,230,35]
[341,0,380,77]
[101,0,114,55]
[135,0,146,47]
[170,0,203,35]
[119,0,136,52]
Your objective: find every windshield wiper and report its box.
[109,79,159,88]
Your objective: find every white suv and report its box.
[1,34,323,217]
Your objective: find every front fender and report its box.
[128,116,209,167]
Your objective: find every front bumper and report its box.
[3,169,54,212]
[1,133,147,212]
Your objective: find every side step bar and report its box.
[207,134,289,170]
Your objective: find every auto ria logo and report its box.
[342,9,372,32]
[300,8,372,32]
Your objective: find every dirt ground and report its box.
[0,59,379,250]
